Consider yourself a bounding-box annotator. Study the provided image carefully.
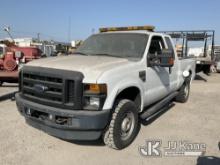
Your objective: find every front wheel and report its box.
[103,99,139,150]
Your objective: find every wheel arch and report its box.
[187,69,193,83]
[113,86,142,112]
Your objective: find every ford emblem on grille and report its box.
[33,84,48,93]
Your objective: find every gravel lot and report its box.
[0,73,219,165]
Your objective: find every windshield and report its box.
[76,33,148,59]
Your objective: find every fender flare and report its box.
[102,82,144,111]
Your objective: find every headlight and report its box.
[83,84,107,110]
[89,97,100,107]
[84,97,101,110]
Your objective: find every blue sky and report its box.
[0,0,219,44]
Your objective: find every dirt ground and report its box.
[0,73,219,165]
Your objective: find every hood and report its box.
[26,54,131,82]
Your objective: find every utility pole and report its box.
[3,26,14,42]
[68,16,71,42]
[37,33,40,41]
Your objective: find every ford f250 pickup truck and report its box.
[15,26,196,149]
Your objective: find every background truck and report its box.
[15,26,195,149]
[160,30,215,75]
[212,45,220,72]
[0,42,41,85]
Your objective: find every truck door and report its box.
[164,36,178,92]
[144,35,170,106]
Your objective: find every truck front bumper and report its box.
[15,93,110,140]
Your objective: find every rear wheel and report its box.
[175,80,190,103]
[103,99,139,150]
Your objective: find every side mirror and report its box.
[149,49,174,67]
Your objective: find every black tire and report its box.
[0,81,3,86]
[175,80,190,103]
[103,99,139,150]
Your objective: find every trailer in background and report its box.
[213,45,220,73]
[159,30,215,75]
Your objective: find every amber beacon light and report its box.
[99,25,155,33]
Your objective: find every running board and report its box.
[140,92,179,120]
[0,91,17,102]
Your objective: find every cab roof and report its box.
[98,30,170,38]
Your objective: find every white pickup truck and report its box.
[15,26,195,149]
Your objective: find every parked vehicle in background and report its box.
[32,42,56,57]
[0,44,7,58]
[160,30,215,75]
[13,38,79,57]
[215,46,220,59]
[16,26,195,149]
[13,38,58,57]
[0,41,41,85]
[212,45,220,72]
[216,62,220,73]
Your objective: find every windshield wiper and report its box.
[73,52,88,56]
